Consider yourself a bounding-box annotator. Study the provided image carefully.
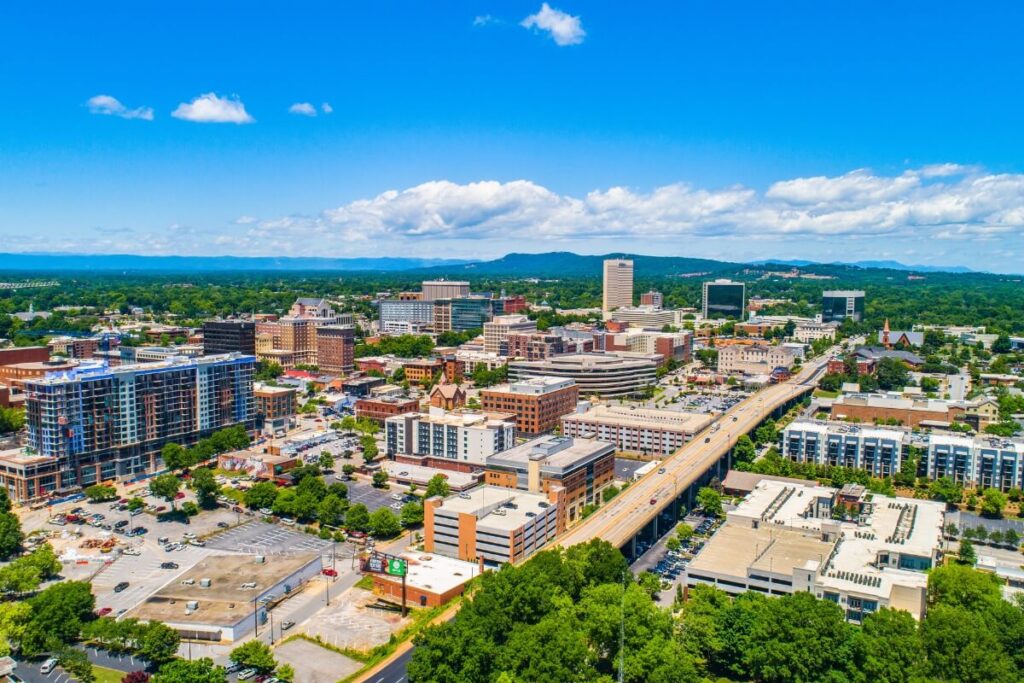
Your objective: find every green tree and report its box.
[136,621,181,664]
[57,646,95,683]
[160,443,188,471]
[921,605,1017,683]
[601,484,620,503]
[400,501,424,527]
[229,640,276,673]
[340,415,357,433]
[84,484,118,502]
[980,487,1008,518]
[0,513,23,560]
[753,419,778,446]
[361,435,379,463]
[733,435,757,466]
[425,474,451,499]
[855,608,923,682]
[696,487,722,517]
[149,473,181,509]
[927,476,963,504]
[0,407,25,435]
[276,663,295,682]
[317,494,347,528]
[675,523,694,542]
[666,536,681,552]
[372,470,389,488]
[341,464,357,478]
[190,467,219,508]
[875,357,910,391]
[369,507,401,538]
[345,503,370,532]
[318,452,334,471]
[0,489,10,514]
[636,571,662,598]
[928,563,1000,610]
[153,658,227,683]
[244,481,279,510]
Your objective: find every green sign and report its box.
[386,558,407,577]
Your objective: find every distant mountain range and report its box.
[0,251,982,276]
[752,259,975,274]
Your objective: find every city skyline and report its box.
[3,3,1024,271]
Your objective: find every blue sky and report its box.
[1,2,1023,271]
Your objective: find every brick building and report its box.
[480,377,578,435]
[355,396,420,425]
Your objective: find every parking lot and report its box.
[614,458,648,481]
[92,542,217,615]
[205,521,335,556]
[631,514,718,602]
[345,480,402,514]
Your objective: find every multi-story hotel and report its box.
[0,354,256,502]
[278,317,318,366]
[483,315,537,355]
[385,407,516,472]
[507,352,659,398]
[484,435,615,525]
[315,324,355,375]
[424,485,565,565]
[639,290,664,308]
[379,299,436,332]
[480,377,579,435]
[602,259,634,311]
[254,382,297,435]
[561,404,712,456]
[717,344,797,375]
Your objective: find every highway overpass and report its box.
[555,354,831,554]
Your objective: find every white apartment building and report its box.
[782,421,908,479]
[385,407,516,468]
[927,433,1024,491]
[717,344,797,375]
[602,259,634,312]
[483,315,537,355]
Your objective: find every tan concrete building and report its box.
[602,259,634,312]
[561,404,712,456]
[421,280,470,300]
[717,344,797,375]
[483,315,537,355]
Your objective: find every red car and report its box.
[322,568,338,577]
[649,498,657,505]
[348,530,367,539]
[174,492,186,500]
[97,607,112,617]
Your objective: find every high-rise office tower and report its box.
[202,320,256,356]
[602,259,634,311]
[822,290,866,323]
[702,279,746,319]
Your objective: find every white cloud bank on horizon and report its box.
[86,95,153,120]
[241,165,1022,251]
[521,3,585,46]
[172,93,254,124]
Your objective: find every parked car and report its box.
[322,568,338,577]
[114,581,130,593]
[281,620,295,631]
[97,607,113,616]
[217,521,230,529]
[237,668,257,680]
[160,562,179,569]
[40,658,59,674]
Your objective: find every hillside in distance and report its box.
[417,252,739,277]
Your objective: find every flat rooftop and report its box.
[382,461,479,490]
[434,485,552,532]
[563,404,712,433]
[688,524,833,579]
[487,435,614,474]
[375,552,480,595]
[129,553,319,626]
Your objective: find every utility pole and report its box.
[618,569,626,683]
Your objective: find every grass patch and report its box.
[354,575,375,591]
[813,389,839,398]
[93,665,127,683]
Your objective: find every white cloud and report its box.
[172,93,254,124]
[321,102,333,114]
[521,3,585,46]
[86,95,153,120]
[241,165,1024,256]
[288,102,317,117]
[473,15,496,26]
[233,216,257,225]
